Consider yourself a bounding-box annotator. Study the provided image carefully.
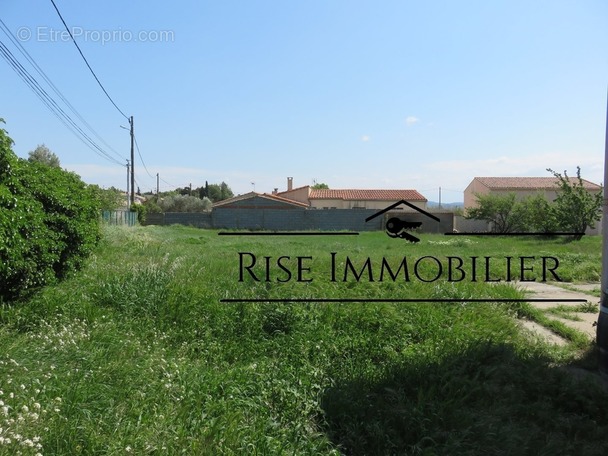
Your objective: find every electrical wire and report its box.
[159,176,177,189]
[0,18,124,162]
[0,39,123,166]
[49,0,129,121]
[133,135,154,178]
[5,4,159,188]
[47,0,159,193]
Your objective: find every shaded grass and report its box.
[322,342,608,456]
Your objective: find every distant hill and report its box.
[427,201,464,210]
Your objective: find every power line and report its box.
[49,0,129,120]
[0,39,123,166]
[0,18,124,162]
[133,135,154,178]
[159,176,177,189]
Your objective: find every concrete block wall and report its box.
[212,208,384,231]
[143,208,455,233]
[383,211,454,234]
[453,215,490,233]
[143,210,600,236]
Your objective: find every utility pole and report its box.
[598,90,608,376]
[156,173,159,196]
[126,160,130,211]
[130,116,135,206]
[439,187,442,209]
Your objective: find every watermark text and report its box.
[16,26,174,45]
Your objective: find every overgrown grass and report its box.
[0,226,606,455]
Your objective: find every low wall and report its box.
[143,208,456,233]
[453,216,489,233]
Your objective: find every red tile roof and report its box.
[309,189,426,201]
[474,177,601,190]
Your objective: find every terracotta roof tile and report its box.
[474,177,601,190]
[309,189,426,201]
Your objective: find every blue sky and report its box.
[1,1,607,202]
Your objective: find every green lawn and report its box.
[0,225,607,455]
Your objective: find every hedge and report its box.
[0,120,101,301]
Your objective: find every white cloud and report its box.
[361,135,371,142]
[405,116,419,126]
[425,152,602,179]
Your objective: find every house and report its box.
[307,189,427,210]
[275,177,428,210]
[464,176,602,209]
[212,191,309,210]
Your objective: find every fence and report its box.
[142,209,602,235]
[102,210,138,227]
[143,208,456,233]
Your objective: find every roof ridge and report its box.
[309,188,427,201]
[474,176,601,190]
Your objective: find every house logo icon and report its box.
[365,200,440,243]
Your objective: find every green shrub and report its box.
[130,202,147,223]
[0,120,101,301]
[143,198,162,214]
[157,194,211,212]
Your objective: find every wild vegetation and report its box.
[0,225,606,455]
[0,121,100,301]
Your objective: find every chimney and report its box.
[287,177,293,191]
[273,188,278,195]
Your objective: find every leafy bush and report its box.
[90,185,125,211]
[157,194,212,212]
[513,193,557,233]
[130,202,147,223]
[548,167,602,240]
[465,192,520,233]
[143,198,162,214]
[0,120,101,301]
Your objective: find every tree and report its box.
[143,198,162,214]
[206,181,234,202]
[515,193,557,234]
[311,182,329,189]
[28,144,60,167]
[198,181,209,199]
[90,185,124,211]
[176,185,191,196]
[547,167,602,241]
[465,192,523,233]
[157,194,211,212]
[1,120,100,300]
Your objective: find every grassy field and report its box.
[1,225,607,455]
